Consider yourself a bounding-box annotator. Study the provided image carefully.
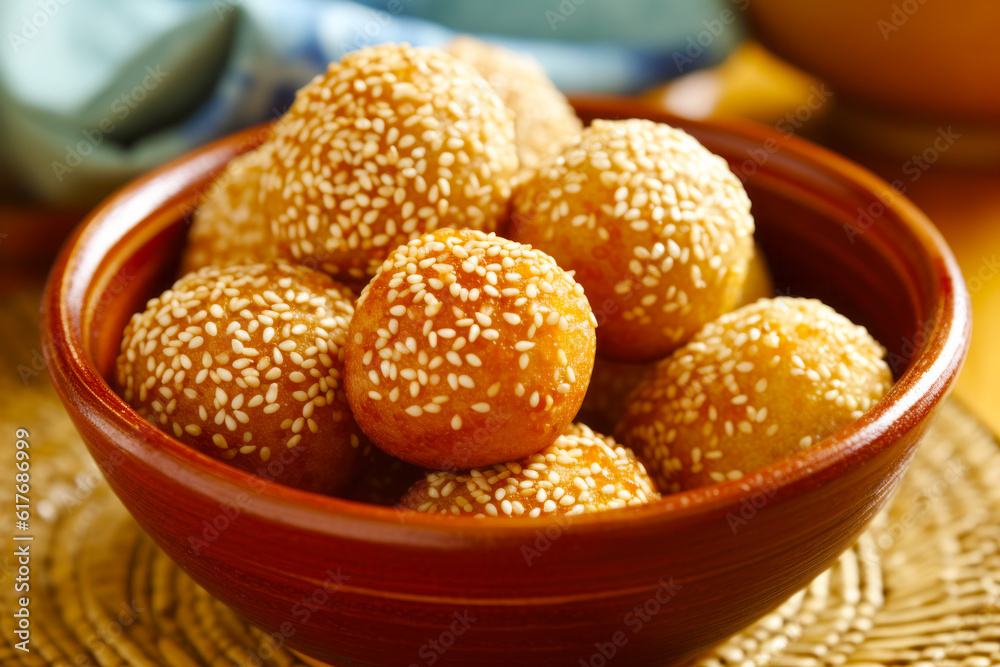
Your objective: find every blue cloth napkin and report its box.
[0,0,743,206]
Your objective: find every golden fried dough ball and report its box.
[510,118,755,362]
[575,357,654,435]
[345,228,597,469]
[399,423,659,517]
[737,243,774,307]
[261,43,518,286]
[181,143,276,275]
[446,36,582,171]
[617,297,893,493]
[114,262,368,495]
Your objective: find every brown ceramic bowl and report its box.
[41,97,970,666]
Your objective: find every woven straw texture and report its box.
[2,288,998,666]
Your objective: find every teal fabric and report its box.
[0,0,744,206]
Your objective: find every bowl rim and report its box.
[42,95,972,543]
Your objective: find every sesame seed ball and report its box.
[445,36,582,171]
[617,297,893,493]
[398,423,659,517]
[345,227,598,470]
[261,43,519,286]
[510,118,755,362]
[181,143,276,275]
[114,262,369,495]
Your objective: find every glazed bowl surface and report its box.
[41,96,970,666]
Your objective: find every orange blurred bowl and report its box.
[41,97,970,665]
[747,0,1000,121]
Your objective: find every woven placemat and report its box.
[2,288,999,666]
